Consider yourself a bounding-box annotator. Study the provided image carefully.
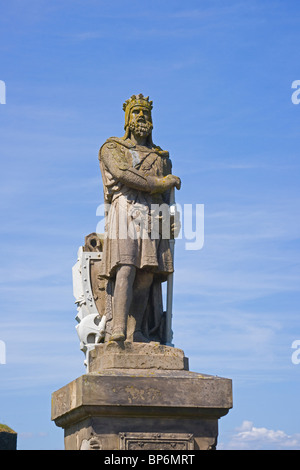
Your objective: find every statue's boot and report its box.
[110,329,125,342]
[127,309,150,343]
[110,309,126,342]
[132,329,150,343]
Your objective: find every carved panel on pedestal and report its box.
[119,432,194,450]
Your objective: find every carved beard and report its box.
[129,119,153,138]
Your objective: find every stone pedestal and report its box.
[51,343,232,450]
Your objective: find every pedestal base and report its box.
[88,342,189,372]
[51,344,232,450]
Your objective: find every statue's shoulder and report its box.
[99,137,133,170]
[152,144,170,159]
[100,137,134,153]
[151,144,171,174]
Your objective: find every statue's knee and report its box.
[117,265,136,282]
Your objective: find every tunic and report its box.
[98,137,174,282]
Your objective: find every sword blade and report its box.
[165,187,175,346]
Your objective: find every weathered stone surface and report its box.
[51,368,232,450]
[65,414,218,451]
[119,432,194,450]
[52,371,232,421]
[88,341,189,372]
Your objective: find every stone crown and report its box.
[123,94,153,113]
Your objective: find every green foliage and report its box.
[0,424,16,433]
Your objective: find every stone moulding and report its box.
[88,342,189,372]
[51,369,232,450]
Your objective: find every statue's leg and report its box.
[111,264,136,341]
[127,270,154,342]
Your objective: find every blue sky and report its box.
[0,0,300,450]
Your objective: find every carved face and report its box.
[129,105,153,138]
[131,105,151,122]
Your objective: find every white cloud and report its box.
[220,421,300,450]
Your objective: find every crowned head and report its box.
[122,94,154,142]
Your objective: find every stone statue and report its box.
[98,94,181,343]
[72,94,181,358]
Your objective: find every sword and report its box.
[165,186,176,346]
